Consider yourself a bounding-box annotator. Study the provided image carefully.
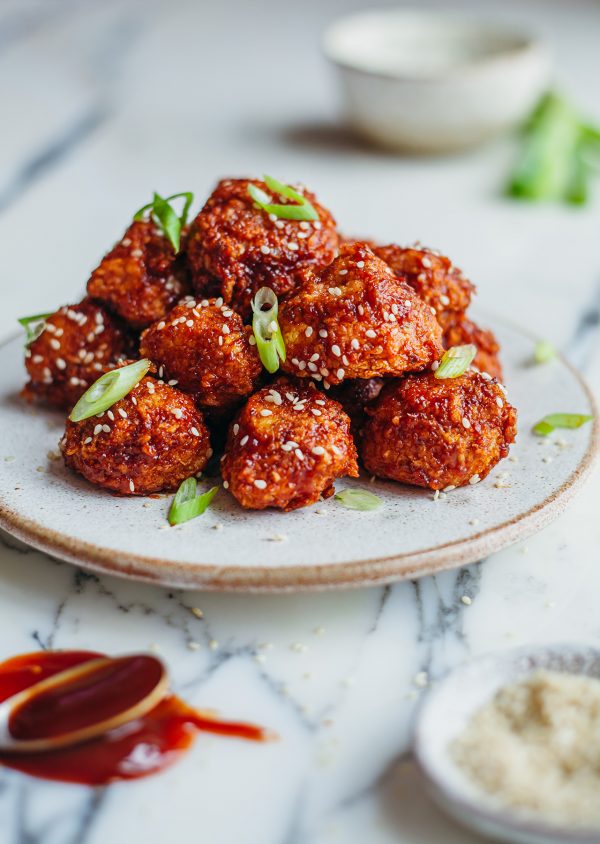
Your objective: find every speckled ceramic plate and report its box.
[0,316,597,592]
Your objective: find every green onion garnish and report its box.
[133,191,194,252]
[532,413,593,437]
[251,287,286,374]
[18,312,53,345]
[434,345,477,380]
[247,175,318,222]
[168,478,218,525]
[69,359,151,422]
[533,340,556,364]
[334,489,382,511]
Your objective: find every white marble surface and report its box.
[0,0,599,842]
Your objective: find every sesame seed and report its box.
[469,474,480,485]
[83,436,92,445]
[336,368,345,379]
[350,339,360,350]
[312,446,325,456]
[298,361,306,370]
[305,326,313,337]
[308,362,318,372]
[496,397,504,408]
[254,479,267,489]
[223,481,229,489]
[118,408,128,419]
[222,325,230,335]
[55,358,66,370]
[331,344,341,357]
[129,480,135,492]
[414,671,429,688]
[107,410,115,421]
[462,417,471,429]
[131,249,143,258]
[241,435,249,445]
[311,408,322,416]
[260,409,272,417]
[218,336,223,346]
[358,304,364,316]
[365,329,376,339]
[295,449,304,459]
[191,427,200,437]
[443,484,456,492]
[315,399,326,406]
[50,338,61,350]
[233,423,240,435]
[157,321,166,330]
[319,329,328,339]
[461,595,472,606]
[431,361,440,371]
[32,355,43,363]
[288,242,299,251]
[339,269,348,276]
[102,424,111,433]
[260,245,271,255]
[439,295,450,307]
[356,260,365,268]
[421,256,432,268]
[342,355,349,366]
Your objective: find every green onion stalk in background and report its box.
[507,92,600,206]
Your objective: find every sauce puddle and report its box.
[0,650,270,785]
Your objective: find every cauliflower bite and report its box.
[372,244,475,319]
[186,178,340,318]
[279,242,443,387]
[87,219,189,330]
[329,378,384,436]
[442,313,504,381]
[139,296,262,409]
[61,375,211,495]
[23,301,132,411]
[221,378,358,510]
[361,371,516,490]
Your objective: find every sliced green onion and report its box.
[247,175,318,221]
[533,339,556,364]
[133,191,194,251]
[18,312,53,345]
[168,479,218,525]
[335,489,382,511]
[532,413,593,437]
[69,359,151,422]
[251,287,286,374]
[434,345,477,379]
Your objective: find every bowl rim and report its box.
[413,644,600,843]
[322,8,547,84]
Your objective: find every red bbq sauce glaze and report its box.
[0,650,270,786]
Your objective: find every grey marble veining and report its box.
[1,0,599,842]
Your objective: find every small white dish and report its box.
[414,644,600,843]
[323,10,550,153]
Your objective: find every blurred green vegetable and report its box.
[507,92,600,205]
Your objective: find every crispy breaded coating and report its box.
[186,178,339,318]
[279,242,443,386]
[221,378,358,510]
[87,219,189,329]
[23,301,132,411]
[361,371,517,490]
[60,376,211,495]
[372,244,474,318]
[139,296,262,409]
[442,313,504,381]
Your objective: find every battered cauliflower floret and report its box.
[87,219,189,330]
[279,242,443,386]
[442,314,503,381]
[60,375,211,495]
[139,296,262,409]
[372,244,475,318]
[221,378,358,511]
[328,378,384,437]
[186,178,340,318]
[23,301,132,411]
[361,371,517,490]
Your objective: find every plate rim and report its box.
[1,324,598,592]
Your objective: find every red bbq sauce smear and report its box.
[0,650,270,785]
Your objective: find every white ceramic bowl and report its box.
[413,645,600,843]
[323,10,550,153]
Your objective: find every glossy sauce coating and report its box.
[0,651,269,786]
[186,178,340,318]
